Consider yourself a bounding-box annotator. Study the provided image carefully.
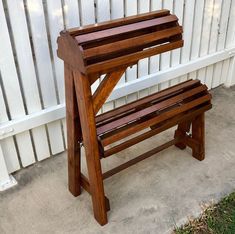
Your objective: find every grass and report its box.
[174,192,235,234]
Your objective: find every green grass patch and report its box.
[174,192,235,234]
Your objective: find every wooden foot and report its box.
[65,64,82,196]
[174,121,191,150]
[192,113,205,161]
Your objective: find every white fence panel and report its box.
[0,0,35,167]
[27,0,64,155]
[0,0,235,180]
[7,0,50,161]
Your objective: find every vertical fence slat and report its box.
[159,0,173,89]
[125,0,138,102]
[226,0,235,47]
[198,0,214,84]
[0,84,20,173]
[111,1,126,106]
[138,0,150,98]
[225,0,235,87]
[46,0,67,147]
[206,0,223,88]
[191,0,205,60]
[149,0,161,93]
[217,0,232,86]
[111,0,126,86]
[26,0,64,155]
[0,144,11,187]
[97,0,114,112]
[182,0,195,63]
[149,0,162,74]
[138,0,150,78]
[97,0,110,22]
[0,0,36,167]
[171,0,184,86]
[111,0,124,19]
[80,0,95,25]
[63,0,80,28]
[6,0,50,161]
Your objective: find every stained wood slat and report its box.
[103,104,212,157]
[96,79,200,123]
[76,15,178,44]
[87,40,183,74]
[84,26,182,59]
[68,9,170,36]
[97,85,207,135]
[100,94,211,146]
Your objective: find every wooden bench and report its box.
[57,9,212,225]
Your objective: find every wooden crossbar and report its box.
[57,9,212,226]
[102,139,178,179]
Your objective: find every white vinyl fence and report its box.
[0,0,235,190]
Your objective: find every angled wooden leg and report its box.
[192,113,205,161]
[64,64,82,196]
[174,121,191,149]
[73,70,108,226]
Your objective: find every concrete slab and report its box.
[0,86,235,234]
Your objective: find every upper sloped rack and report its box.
[57,9,183,76]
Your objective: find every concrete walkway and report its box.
[0,86,235,234]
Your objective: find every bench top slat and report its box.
[97,85,208,135]
[96,79,200,123]
[87,40,183,74]
[100,94,211,145]
[83,26,182,59]
[68,9,170,36]
[76,15,178,44]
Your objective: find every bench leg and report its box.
[174,121,191,150]
[192,113,205,161]
[74,70,108,226]
[65,65,82,196]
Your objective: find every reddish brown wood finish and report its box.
[57,10,212,226]
[57,10,183,75]
[68,9,170,36]
[64,64,82,196]
[192,113,205,160]
[73,70,107,225]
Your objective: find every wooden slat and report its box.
[97,85,207,135]
[101,94,211,146]
[87,40,183,74]
[103,104,212,157]
[96,79,200,123]
[84,26,182,59]
[76,15,178,44]
[68,9,170,36]
[102,139,178,179]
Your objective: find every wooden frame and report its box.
[57,10,212,225]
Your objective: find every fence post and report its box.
[0,143,17,191]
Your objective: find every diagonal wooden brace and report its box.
[92,67,127,114]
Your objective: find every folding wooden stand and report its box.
[57,9,212,225]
